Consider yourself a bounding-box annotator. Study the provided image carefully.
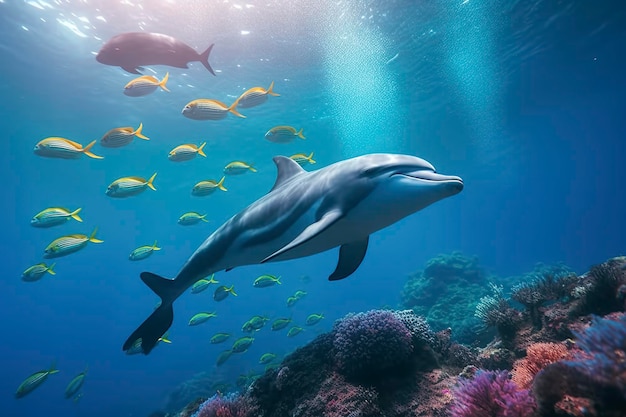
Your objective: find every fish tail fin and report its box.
[88,227,104,243]
[197,142,207,157]
[229,285,238,296]
[307,152,316,164]
[249,165,257,173]
[199,44,216,76]
[297,128,306,140]
[134,123,150,140]
[267,81,280,96]
[47,263,56,276]
[228,102,246,118]
[159,334,172,344]
[147,172,157,191]
[70,208,83,222]
[217,176,227,191]
[152,240,161,251]
[82,140,104,159]
[122,272,177,355]
[276,276,281,284]
[201,214,209,223]
[49,361,59,374]
[159,72,170,92]
[208,274,219,284]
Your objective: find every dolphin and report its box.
[123,154,463,354]
[96,32,215,75]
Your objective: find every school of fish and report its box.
[18,35,321,399]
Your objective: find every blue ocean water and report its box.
[1,0,625,416]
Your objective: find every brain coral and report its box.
[333,310,413,380]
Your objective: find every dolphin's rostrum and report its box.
[123,153,463,354]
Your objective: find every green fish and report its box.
[64,366,88,399]
[214,285,237,301]
[242,316,269,333]
[178,211,209,226]
[253,274,281,288]
[129,240,161,261]
[43,227,103,259]
[22,263,56,282]
[294,290,308,299]
[31,207,83,228]
[216,350,233,366]
[210,333,231,344]
[286,296,299,307]
[191,274,218,294]
[271,317,292,331]
[232,336,254,353]
[305,313,324,326]
[188,312,217,326]
[126,334,171,355]
[15,362,59,399]
[259,353,277,364]
[287,326,304,337]
[265,363,280,372]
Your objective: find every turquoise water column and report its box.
[323,5,403,158]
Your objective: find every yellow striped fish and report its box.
[129,241,161,261]
[265,126,306,143]
[31,207,82,228]
[191,177,227,196]
[182,99,245,120]
[15,362,59,399]
[106,173,157,198]
[234,81,280,108]
[178,212,209,226]
[289,152,316,166]
[168,142,207,162]
[124,72,169,97]
[22,262,56,282]
[43,227,103,259]
[33,138,103,159]
[223,161,257,175]
[100,123,150,148]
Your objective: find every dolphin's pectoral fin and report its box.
[328,237,369,281]
[262,209,344,263]
[122,66,142,74]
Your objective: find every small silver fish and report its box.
[129,241,161,261]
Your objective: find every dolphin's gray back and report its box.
[106,33,200,68]
[175,157,377,286]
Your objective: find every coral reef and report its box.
[450,370,536,417]
[165,256,626,417]
[533,313,626,417]
[400,252,492,344]
[333,310,414,380]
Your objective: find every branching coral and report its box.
[511,342,571,389]
[511,265,578,328]
[574,261,626,316]
[474,284,521,341]
[450,370,536,417]
[333,310,413,380]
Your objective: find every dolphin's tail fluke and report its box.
[199,44,216,76]
[122,272,177,355]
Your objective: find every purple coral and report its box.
[450,370,536,417]
[333,310,413,380]
[193,393,257,417]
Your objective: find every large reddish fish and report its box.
[96,32,215,75]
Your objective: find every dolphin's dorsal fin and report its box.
[270,156,306,192]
